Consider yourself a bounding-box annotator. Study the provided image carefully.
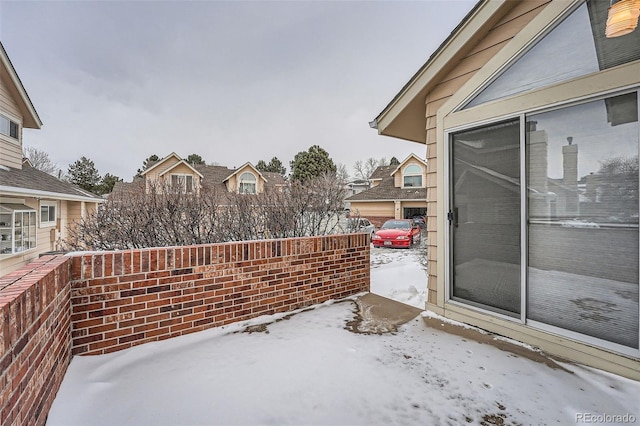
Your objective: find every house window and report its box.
[465,1,640,109]
[0,205,37,255]
[449,90,639,352]
[526,92,638,349]
[239,172,256,194]
[171,174,194,193]
[403,165,423,187]
[40,202,56,227]
[0,114,19,140]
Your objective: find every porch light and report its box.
[605,0,640,38]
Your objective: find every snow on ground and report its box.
[370,244,427,309]
[46,245,639,426]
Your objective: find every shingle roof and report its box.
[369,165,394,180]
[0,162,103,200]
[346,166,426,201]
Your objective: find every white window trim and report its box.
[402,164,424,188]
[40,201,57,228]
[170,174,194,193]
[238,172,257,194]
[0,113,20,145]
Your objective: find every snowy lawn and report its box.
[46,244,639,425]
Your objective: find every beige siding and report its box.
[0,71,23,169]
[422,0,550,302]
[349,202,394,218]
[226,166,264,193]
[393,159,428,188]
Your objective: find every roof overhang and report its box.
[0,186,105,203]
[373,0,515,143]
[0,42,42,129]
[158,160,204,179]
[223,162,266,183]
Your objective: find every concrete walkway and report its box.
[354,292,570,371]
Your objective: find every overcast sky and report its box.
[1,0,475,180]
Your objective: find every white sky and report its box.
[0,0,476,180]
[46,247,640,425]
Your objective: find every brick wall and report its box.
[69,234,370,355]
[0,234,370,425]
[0,255,72,426]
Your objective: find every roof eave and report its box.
[0,42,42,129]
[0,186,105,203]
[374,0,511,143]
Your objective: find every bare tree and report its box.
[63,173,348,251]
[23,146,59,176]
[353,157,389,181]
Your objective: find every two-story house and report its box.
[0,42,104,275]
[113,152,286,197]
[345,154,427,228]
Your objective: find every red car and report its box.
[372,219,421,248]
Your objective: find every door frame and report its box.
[444,113,526,324]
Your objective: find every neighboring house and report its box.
[345,179,370,197]
[371,0,640,379]
[346,154,427,228]
[343,179,371,211]
[0,42,103,275]
[113,152,286,196]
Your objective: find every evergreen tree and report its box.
[290,145,336,182]
[96,173,123,196]
[256,157,286,175]
[186,154,206,166]
[67,156,101,193]
[136,154,160,177]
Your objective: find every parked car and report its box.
[372,219,421,248]
[345,217,375,237]
[411,215,426,229]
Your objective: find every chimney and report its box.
[562,136,578,184]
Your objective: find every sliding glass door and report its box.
[450,119,521,317]
[449,91,639,352]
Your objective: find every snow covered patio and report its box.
[46,247,639,425]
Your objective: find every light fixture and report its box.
[606,0,640,38]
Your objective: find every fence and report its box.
[0,234,370,425]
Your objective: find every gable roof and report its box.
[0,162,103,201]
[141,152,204,179]
[372,0,548,142]
[0,42,42,129]
[346,175,426,202]
[346,163,426,202]
[390,154,428,176]
[223,162,266,183]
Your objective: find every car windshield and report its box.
[381,221,410,230]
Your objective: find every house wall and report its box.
[225,165,264,193]
[348,202,395,228]
[393,159,427,188]
[0,234,370,424]
[427,0,640,379]
[0,199,102,277]
[0,70,23,170]
[0,198,40,275]
[423,0,550,306]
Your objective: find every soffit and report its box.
[0,43,42,129]
[375,0,517,143]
